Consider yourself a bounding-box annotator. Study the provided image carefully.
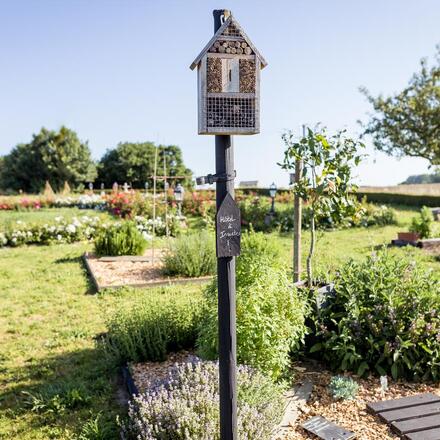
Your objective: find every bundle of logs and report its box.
[221,24,241,37]
[209,40,253,55]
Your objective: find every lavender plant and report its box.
[123,360,285,440]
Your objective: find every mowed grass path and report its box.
[0,206,439,439]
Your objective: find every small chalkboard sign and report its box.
[216,193,241,258]
[302,416,356,440]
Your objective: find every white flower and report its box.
[66,224,76,234]
[56,234,62,241]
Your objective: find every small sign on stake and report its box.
[216,193,241,258]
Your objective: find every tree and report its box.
[97,142,192,189]
[280,128,363,287]
[0,126,97,193]
[360,45,440,165]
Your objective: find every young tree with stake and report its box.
[280,127,364,287]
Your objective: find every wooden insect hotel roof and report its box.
[190,15,267,70]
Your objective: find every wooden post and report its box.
[293,125,305,283]
[152,146,158,266]
[214,9,237,440]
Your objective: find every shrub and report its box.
[410,206,433,238]
[197,231,307,379]
[311,250,440,380]
[162,231,216,277]
[328,376,359,400]
[123,360,285,440]
[94,221,147,256]
[0,215,103,247]
[358,201,398,227]
[356,191,440,208]
[103,288,205,363]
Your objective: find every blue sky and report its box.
[1,0,439,187]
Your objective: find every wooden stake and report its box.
[152,146,158,266]
[293,125,305,283]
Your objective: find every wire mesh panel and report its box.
[207,97,256,129]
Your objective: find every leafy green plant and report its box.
[311,250,440,380]
[358,200,398,227]
[162,231,216,277]
[197,231,307,379]
[22,383,91,416]
[78,412,116,440]
[103,288,205,363]
[328,376,359,400]
[280,127,364,286]
[410,206,433,238]
[124,361,285,440]
[94,221,147,256]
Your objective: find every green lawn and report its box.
[0,205,439,439]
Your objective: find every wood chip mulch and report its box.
[285,363,440,440]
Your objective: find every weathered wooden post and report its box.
[190,10,267,439]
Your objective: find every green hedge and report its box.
[355,192,440,207]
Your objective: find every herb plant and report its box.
[94,221,147,256]
[410,206,433,238]
[123,360,285,440]
[197,230,307,379]
[162,231,216,277]
[328,376,359,400]
[103,288,205,363]
[311,250,440,380]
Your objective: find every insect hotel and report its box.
[190,13,267,135]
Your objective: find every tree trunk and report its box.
[307,209,316,287]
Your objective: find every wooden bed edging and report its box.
[82,252,214,293]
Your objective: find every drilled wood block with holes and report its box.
[367,393,440,439]
[190,14,267,135]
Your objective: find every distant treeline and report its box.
[0,126,192,194]
[401,172,440,185]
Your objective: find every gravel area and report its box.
[130,351,196,392]
[285,364,440,440]
[86,249,211,288]
[87,248,166,287]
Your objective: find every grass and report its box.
[273,204,440,278]
[0,239,204,439]
[0,205,439,438]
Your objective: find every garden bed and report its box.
[285,363,440,440]
[83,250,213,291]
[126,351,196,394]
